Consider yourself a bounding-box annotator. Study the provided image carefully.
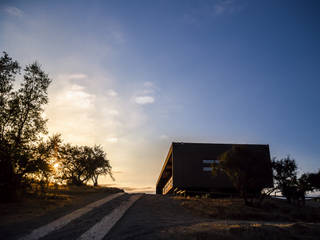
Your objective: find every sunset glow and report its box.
[53,163,59,170]
[1,1,319,193]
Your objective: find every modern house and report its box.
[156,142,273,195]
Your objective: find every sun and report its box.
[53,163,59,169]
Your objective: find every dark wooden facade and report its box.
[156,142,273,195]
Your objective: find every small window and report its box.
[203,167,213,171]
[203,160,219,164]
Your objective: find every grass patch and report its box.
[0,185,123,226]
[173,196,320,222]
[159,222,320,240]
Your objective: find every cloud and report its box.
[108,109,119,116]
[183,0,245,24]
[107,137,118,143]
[4,6,23,17]
[57,84,95,109]
[63,73,87,80]
[107,89,118,97]
[1,8,164,191]
[160,134,169,140]
[111,30,125,44]
[144,81,154,88]
[134,96,155,105]
[213,0,244,16]
[133,81,156,104]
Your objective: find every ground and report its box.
[106,195,320,240]
[0,185,123,239]
[1,189,320,240]
[174,196,320,222]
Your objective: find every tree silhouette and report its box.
[59,144,113,186]
[212,146,270,205]
[87,145,114,187]
[272,157,320,206]
[0,52,114,201]
[0,52,51,201]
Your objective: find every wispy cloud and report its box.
[111,30,125,44]
[57,83,95,109]
[134,96,155,105]
[107,89,118,97]
[160,134,169,140]
[59,73,87,80]
[133,81,157,105]
[143,81,154,88]
[108,109,119,116]
[107,137,118,143]
[213,0,244,16]
[183,0,245,24]
[1,9,166,192]
[4,6,23,17]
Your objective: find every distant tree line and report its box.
[212,146,320,206]
[0,52,113,202]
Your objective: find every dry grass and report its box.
[173,196,320,222]
[0,185,123,226]
[159,222,320,240]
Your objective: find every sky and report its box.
[0,0,319,193]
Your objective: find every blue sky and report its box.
[1,0,319,192]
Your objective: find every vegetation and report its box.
[212,146,271,206]
[160,219,320,240]
[212,147,320,207]
[0,52,113,202]
[175,196,320,222]
[59,143,114,186]
[272,156,320,205]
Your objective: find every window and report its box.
[203,167,213,171]
[203,159,219,164]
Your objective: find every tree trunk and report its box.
[93,175,98,187]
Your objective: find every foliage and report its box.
[59,144,113,186]
[0,52,51,201]
[272,157,320,206]
[86,145,114,186]
[306,170,320,190]
[212,146,270,205]
[0,52,114,201]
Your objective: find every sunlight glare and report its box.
[53,163,59,169]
